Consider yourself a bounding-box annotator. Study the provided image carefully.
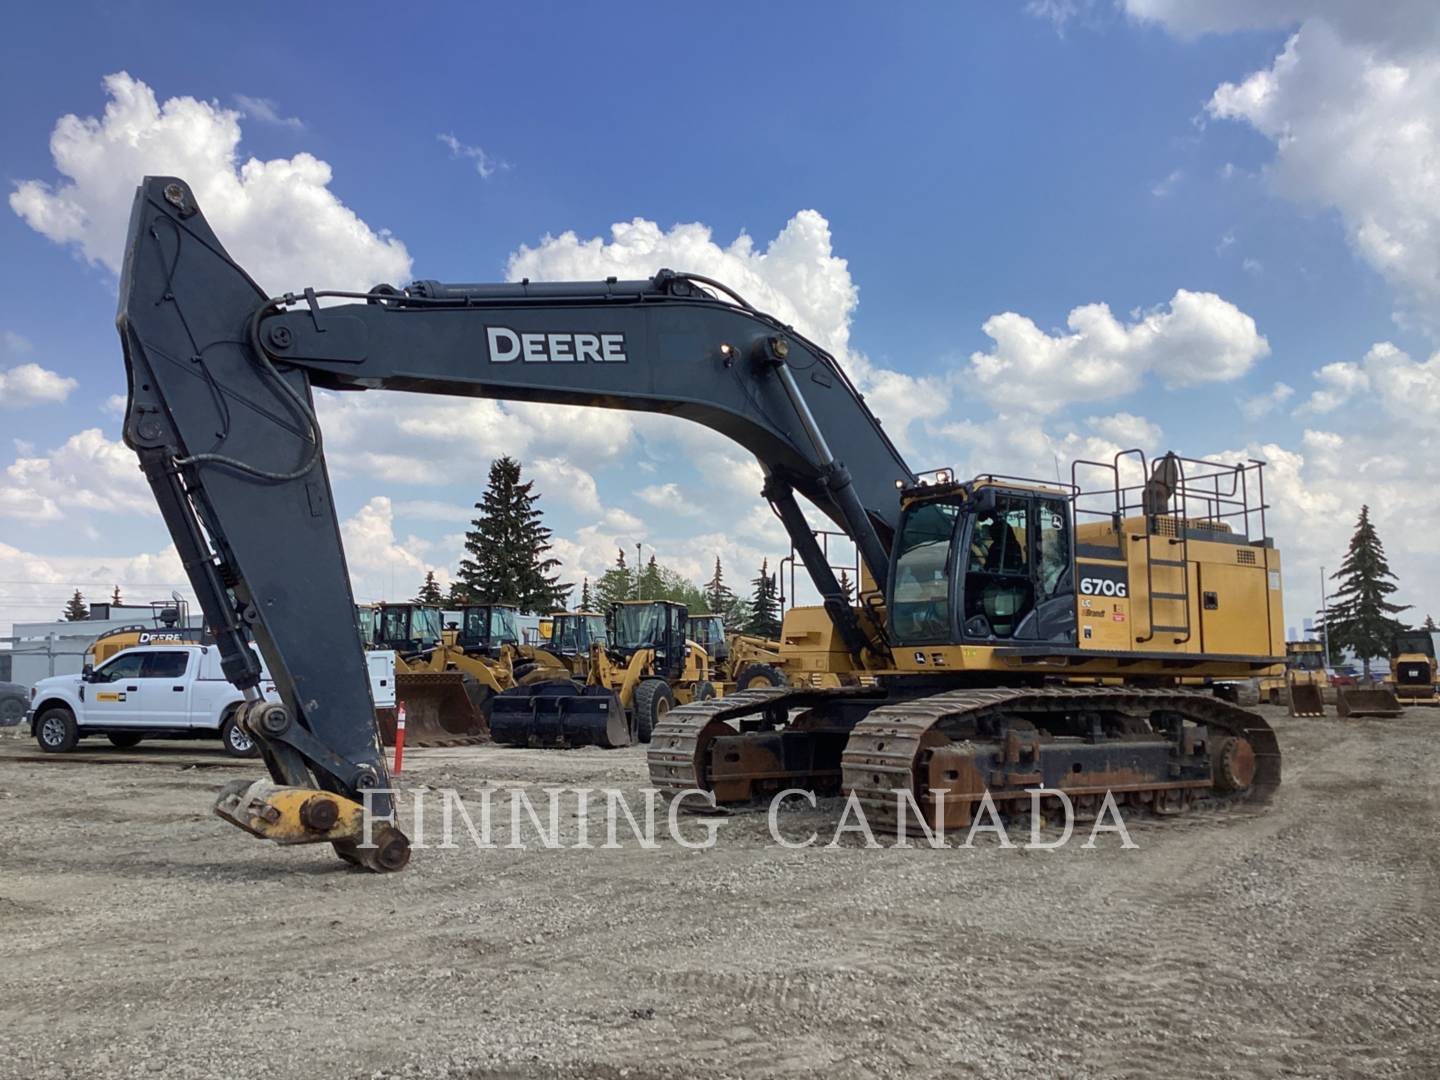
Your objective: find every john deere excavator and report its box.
[116,176,1283,871]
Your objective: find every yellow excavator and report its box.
[115,176,1286,870]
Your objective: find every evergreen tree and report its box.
[593,549,633,614]
[744,559,781,639]
[837,569,855,605]
[455,457,572,613]
[445,580,473,607]
[1325,505,1410,678]
[414,571,444,605]
[638,554,664,601]
[703,556,740,624]
[580,577,592,611]
[63,589,89,622]
[110,585,123,606]
[1425,614,1437,632]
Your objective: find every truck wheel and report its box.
[220,714,260,758]
[107,733,144,749]
[35,707,79,753]
[735,663,786,691]
[633,679,674,744]
[0,693,26,727]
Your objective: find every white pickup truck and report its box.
[26,644,395,757]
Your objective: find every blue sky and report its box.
[2,2,1438,633]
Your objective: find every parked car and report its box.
[1327,665,1359,687]
[26,643,394,757]
[0,681,28,726]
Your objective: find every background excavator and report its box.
[116,176,1283,872]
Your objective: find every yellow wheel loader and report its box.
[492,600,714,748]
[1258,640,1328,717]
[368,603,494,747]
[1389,630,1438,707]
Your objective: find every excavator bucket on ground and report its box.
[490,681,629,748]
[375,671,492,747]
[1336,685,1403,719]
[1287,679,1325,718]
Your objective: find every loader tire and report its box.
[633,679,674,744]
[735,663,787,691]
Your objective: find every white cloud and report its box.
[635,481,702,517]
[11,72,411,293]
[340,496,452,603]
[1129,4,1440,326]
[529,458,602,515]
[437,132,507,179]
[1084,411,1163,447]
[0,362,77,408]
[0,539,193,636]
[1239,381,1295,420]
[0,429,151,522]
[233,94,304,131]
[391,500,477,524]
[1151,169,1183,198]
[966,289,1269,413]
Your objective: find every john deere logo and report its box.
[486,327,628,364]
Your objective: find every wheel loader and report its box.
[368,602,495,747]
[1258,640,1328,717]
[1388,630,1438,707]
[546,610,609,679]
[491,600,714,748]
[115,176,1286,871]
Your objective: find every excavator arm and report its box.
[117,176,913,870]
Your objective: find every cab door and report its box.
[132,650,193,728]
[84,651,147,727]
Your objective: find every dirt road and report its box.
[0,707,1436,1079]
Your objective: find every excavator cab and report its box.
[454,604,521,658]
[888,482,1075,646]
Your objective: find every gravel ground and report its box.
[0,706,1436,1079]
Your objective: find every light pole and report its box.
[1319,564,1331,664]
[635,541,643,599]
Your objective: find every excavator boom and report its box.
[116,177,912,868]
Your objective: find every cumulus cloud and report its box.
[0,539,195,634]
[437,133,507,179]
[0,429,151,522]
[0,363,77,408]
[1128,4,1440,326]
[11,72,411,292]
[233,94,304,131]
[966,289,1269,413]
[1239,381,1295,421]
[339,496,453,602]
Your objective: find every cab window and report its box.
[94,653,145,682]
[140,651,189,679]
[891,499,961,642]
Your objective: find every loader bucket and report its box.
[376,671,492,747]
[1286,681,1325,718]
[491,681,630,748]
[1336,685,1402,719]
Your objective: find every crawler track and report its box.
[648,684,1280,828]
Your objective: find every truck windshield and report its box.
[891,499,961,641]
[614,605,663,649]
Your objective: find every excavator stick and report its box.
[1286,678,1325,718]
[1336,685,1403,719]
[375,671,492,747]
[490,682,629,748]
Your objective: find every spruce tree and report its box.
[838,569,855,605]
[703,556,739,624]
[1325,505,1410,678]
[63,589,89,622]
[455,457,572,613]
[593,549,633,613]
[414,571,443,605]
[744,559,781,639]
[110,585,123,606]
[638,554,663,602]
[580,577,592,611]
[1426,614,1438,632]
